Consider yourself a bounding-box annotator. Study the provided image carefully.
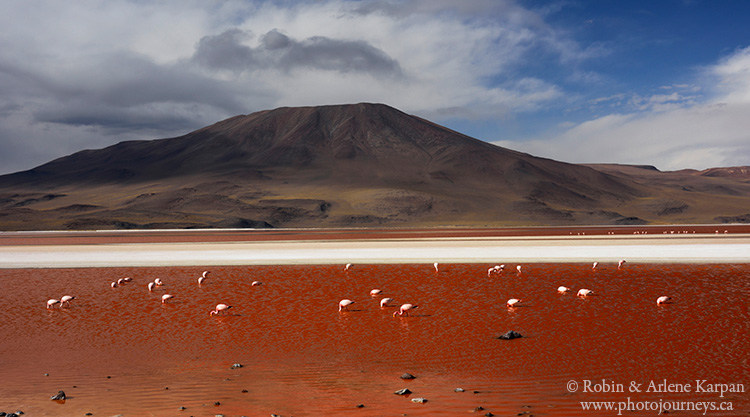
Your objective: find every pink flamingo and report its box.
[46,299,60,309]
[489,265,505,276]
[507,298,522,308]
[210,303,233,316]
[117,278,125,286]
[557,286,571,293]
[592,262,598,270]
[111,281,118,288]
[339,299,355,312]
[380,297,394,307]
[618,259,626,269]
[516,265,522,274]
[656,296,673,305]
[60,295,75,307]
[344,263,352,272]
[122,277,132,283]
[434,262,439,272]
[577,288,594,297]
[148,282,155,292]
[161,294,174,304]
[393,303,418,317]
[370,289,382,296]
[154,278,164,286]
[251,281,262,286]
[198,270,209,285]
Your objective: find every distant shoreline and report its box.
[1,226,749,268]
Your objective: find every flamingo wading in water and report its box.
[577,289,594,297]
[507,298,522,308]
[339,299,355,312]
[60,295,75,307]
[210,304,233,316]
[161,294,174,304]
[656,296,673,305]
[393,303,418,317]
[46,299,60,309]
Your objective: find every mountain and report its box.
[1,103,749,230]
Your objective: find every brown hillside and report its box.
[0,104,749,230]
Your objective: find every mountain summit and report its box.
[1,103,749,230]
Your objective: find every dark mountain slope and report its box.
[1,104,748,230]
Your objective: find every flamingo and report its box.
[516,265,522,274]
[380,297,394,307]
[339,299,355,312]
[434,262,439,272]
[393,303,418,317]
[117,278,125,286]
[344,263,352,272]
[198,270,209,285]
[210,303,233,316]
[370,289,382,296]
[148,282,155,292]
[507,298,522,308]
[577,288,594,297]
[251,281,262,286]
[487,267,495,276]
[154,278,164,286]
[618,259,626,269]
[60,295,75,307]
[111,281,118,288]
[122,277,132,283]
[592,262,599,270]
[557,286,571,293]
[656,296,673,305]
[46,299,60,309]
[161,294,174,304]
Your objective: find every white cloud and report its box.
[497,46,750,171]
[0,0,586,174]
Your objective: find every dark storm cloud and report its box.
[192,28,257,73]
[31,52,252,131]
[192,28,402,78]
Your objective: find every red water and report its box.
[0,262,748,416]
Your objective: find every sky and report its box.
[2,0,750,175]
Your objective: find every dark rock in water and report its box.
[394,388,412,395]
[400,373,416,379]
[355,404,365,408]
[50,390,66,400]
[485,413,495,416]
[497,330,523,340]
[411,397,427,403]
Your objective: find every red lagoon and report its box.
[0,262,748,416]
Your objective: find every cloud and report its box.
[191,28,402,78]
[495,46,750,171]
[0,0,616,175]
